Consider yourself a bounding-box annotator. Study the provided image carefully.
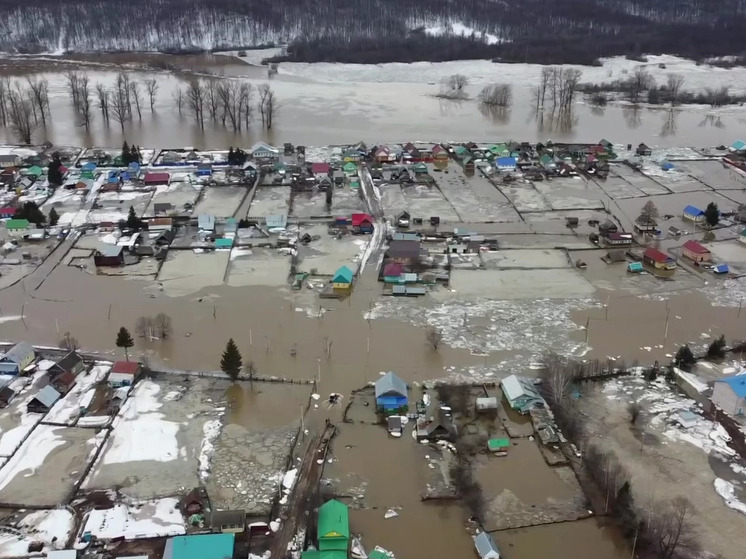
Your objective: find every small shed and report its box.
[52,371,78,395]
[674,410,699,429]
[351,213,373,233]
[215,238,233,249]
[413,162,428,174]
[387,415,403,436]
[627,261,644,273]
[94,245,124,267]
[0,342,35,374]
[473,531,500,559]
[598,219,618,237]
[487,438,511,455]
[28,385,61,413]
[144,172,170,186]
[198,214,216,232]
[6,218,29,231]
[0,206,16,219]
[332,266,354,291]
[47,551,77,559]
[180,487,209,515]
[643,247,676,270]
[0,385,16,408]
[209,510,245,533]
[154,202,174,216]
[107,361,142,387]
[163,533,235,559]
[636,143,652,156]
[265,214,287,229]
[683,205,705,223]
[317,500,350,552]
[713,264,729,275]
[476,397,498,412]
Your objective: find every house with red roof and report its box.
[351,213,374,234]
[681,240,711,263]
[432,145,448,161]
[107,361,143,387]
[643,247,676,270]
[311,162,331,176]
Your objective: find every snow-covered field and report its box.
[43,364,111,426]
[0,509,74,556]
[0,374,47,457]
[81,497,185,540]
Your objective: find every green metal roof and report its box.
[164,533,235,559]
[343,162,357,170]
[488,438,511,450]
[369,550,392,559]
[26,165,43,176]
[318,499,350,540]
[332,266,354,284]
[6,218,29,229]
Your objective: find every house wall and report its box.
[712,383,746,416]
[0,362,20,374]
[332,282,351,290]
[683,212,705,222]
[683,248,711,262]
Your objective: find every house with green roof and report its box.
[318,499,349,552]
[489,144,510,158]
[343,161,358,176]
[453,145,470,160]
[163,533,235,559]
[5,218,29,231]
[332,266,354,291]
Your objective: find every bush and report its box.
[707,335,727,359]
[674,345,697,370]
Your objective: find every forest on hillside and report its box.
[0,0,745,65]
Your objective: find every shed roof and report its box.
[683,205,704,215]
[54,350,83,373]
[318,499,349,540]
[311,162,331,174]
[163,533,235,559]
[265,214,287,228]
[644,247,672,263]
[682,240,710,254]
[209,509,245,528]
[6,218,29,229]
[383,262,404,277]
[351,213,373,226]
[715,374,746,398]
[388,240,420,258]
[332,266,354,284]
[473,531,500,559]
[144,172,170,183]
[112,361,141,375]
[375,372,407,399]
[47,551,77,559]
[2,342,34,364]
[98,245,124,258]
[31,385,61,409]
[501,374,540,403]
[488,438,511,450]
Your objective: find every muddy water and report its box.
[0,54,742,147]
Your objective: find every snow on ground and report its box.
[424,22,501,45]
[0,509,74,556]
[0,425,66,492]
[0,381,46,457]
[81,497,186,540]
[714,478,746,516]
[101,379,179,465]
[198,418,223,483]
[43,364,111,426]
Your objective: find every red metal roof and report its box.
[682,240,710,254]
[607,232,632,240]
[351,213,373,226]
[311,163,330,174]
[143,172,170,184]
[383,262,403,277]
[111,361,141,375]
[644,247,671,263]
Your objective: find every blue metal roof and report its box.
[683,205,704,215]
[163,534,235,559]
[496,157,516,166]
[732,140,746,151]
[716,375,746,398]
[713,264,729,274]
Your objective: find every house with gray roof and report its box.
[375,372,408,413]
[0,342,35,374]
[501,374,545,414]
[27,385,61,413]
[473,531,500,559]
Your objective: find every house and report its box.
[627,261,644,273]
[94,245,124,267]
[351,213,373,234]
[605,233,632,247]
[598,219,618,237]
[0,385,15,408]
[6,218,29,232]
[52,371,77,395]
[27,385,61,413]
[731,140,746,153]
[317,500,350,552]
[163,533,235,559]
[374,146,391,163]
[500,374,544,414]
[265,214,287,229]
[604,249,627,263]
[487,438,510,456]
[453,145,470,160]
[387,240,421,264]
[383,262,404,283]
[198,214,216,232]
[148,217,174,233]
[413,162,428,174]
[539,154,556,171]
[250,142,280,160]
[636,143,653,156]
[180,487,209,516]
[197,163,212,177]
[643,247,676,270]
[0,154,21,168]
[432,144,449,160]
[0,342,35,374]
[683,205,706,223]
[48,351,85,377]
[416,405,455,439]
[153,203,174,216]
[0,206,16,219]
[634,217,658,235]
[473,531,500,559]
[496,157,517,171]
[476,397,498,412]
[343,162,358,176]
[332,266,354,291]
[143,172,170,186]
[209,510,245,533]
[489,144,510,158]
[107,361,142,387]
[711,375,746,417]
[155,230,176,246]
[311,162,331,176]
[375,371,408,413]
[682,240,711,262]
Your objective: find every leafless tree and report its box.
[638,201,660,225]
[258,84,276,129]
[239,83,254,129]
[7,88,38,144]
[135,316,155,339]
[186,80,205,128]
[58,331,80,351]
[244,360,256,387]
[129,81,143,119]
[646,497,700,559]
[0,77,10,126]
[479,83,512,107]
[65,70,82,110]
[144,78,159,111]
[534,66,552,110]
[425,326,443,350]
[173,87,185,115]
[116,72,132,116]
[437,74,469,100]
[205,79,220,121]
[705,85,730,107]
[627,401,643,424]
[661,110,678,137]
[95,83,110,121]
[666,74,685,106]
[154,312,172,339]
[78,74,92,129]
[628,66,653,104]
[25,77,50,126]
[110,82,130,131]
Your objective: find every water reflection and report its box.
[699,114,725,128]
[533,109,577,134]
[478,103,510,124]
[622,105,642,129]
[660,110,678,137]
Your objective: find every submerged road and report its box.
[358,164,386,271]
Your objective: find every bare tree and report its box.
[110,83,130,131]
[173,87,185,116]
[25,77,50,126]
[144,78,159,111]
[153,312,172,339]
[479,83,512,107]
[205,79,220,121]
[239,83,254,130]
[78,74,92,129]
[437,74,469,100]
[185,80,205,128]
[95,83,110,121]
[7,88,38,144]
[116,72,132,116]
[627,401,642,424]
[534,66,552,110]
[129,81,143,119]
[425,326,443,351]
[258,84,277,129]
[647,497,700,559]
[705,85,730,107]
[58,331,80,351]
[244,360,256,387]
[135,316,155,339]
[666,74,685,106]
[65,70,81,110]
[628,66,653,104]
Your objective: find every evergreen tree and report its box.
[48,207,59,226]
[115,327,134,360]
[674,344,696,370]
[227,147,235,165]
[14,201,46,226]
[122,141,130,164]
[705,202,720,227]
[126,205,141,230]
[48,153,64,186]
[220,338,243,381]
[130,144,141,164]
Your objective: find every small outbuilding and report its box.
[643,247,676,270]
[163,533,235,559]
[0,342,35,374]
[375,371,408,413]
[683,205,706,223]
[681,240,711,263]
[711,375,746,417]
[473,531,500,559]
[317,500,350,552]
[487,438,511,456]
[476,397,498,412]
[94,245,124,267]
[636,143,652,156]
[209,510,245,533]
[332,266,354,291]
[27,385,61,413]
[107,361,142,387]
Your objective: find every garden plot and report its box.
[157,251,230,296]
[292,191,329,218]
[226,248,290,287]
[480,249,570,270]
[0,425,106,506]
[42,187,86,213]
[437,170,520,222]
[683,160,746,191]
[0,508,74,557]
[143,183,202,217]
[81,497,185,540]
[599,173,648,199]
[495,181,552,212]
[95,190,153,218]
[640,163,705,194]
[449,269,595,299]
[532,177,606,210]
[42,364,111,426]
[330,187,365,215]
[193,186,246,218]
[248,187,290,219]
[85,377,227,500]
[606,165,671,196]
[378,183,408,220]
[400,184,460,223]
[296,229,365,276]
[615,192,738,226]
[0,374,47,457]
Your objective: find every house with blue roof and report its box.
[496,157,517,171]
[711,374,746,417]
[683,205,706,223]
[163,533,235,559]
[375,371,408,413]
[731,139,746,152]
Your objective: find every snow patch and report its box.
[82,497,186,540]
[714,478,746,516]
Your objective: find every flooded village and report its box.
[0,133,743,559]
